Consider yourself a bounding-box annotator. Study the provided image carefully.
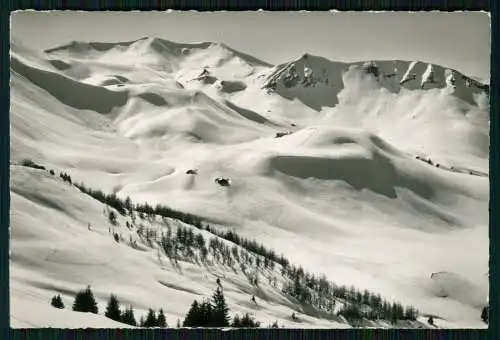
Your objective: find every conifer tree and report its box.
[404,306,418,321]
[232,314,241,327]
[427,315,434,326]
[121,305,137,326]
[362,289,370,305]
[104,294,122,322]
[50,294,64,309]
[231,313,260,328]
[184,300,201,327]
[125,196,133,212]
[72,285,98,314]
[109,210,117,226]
[212,286,230,327]
[143,308,157,327]
[186,229,194,247]
[201,246,208,261]
[238,313,260,328]
[196,233,205,249]
[200,299,215,327]
[372,293,382,308]
[390,302,399,323]
[481,306,488,324]
[355,290,363,304]
[338,303,363,321]
[177,226,186,245]
[157,309,167,327]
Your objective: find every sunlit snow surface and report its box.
[9,37,489,328]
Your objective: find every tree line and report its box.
[183,286,261,328]
[51,284,262,328]
[34,160,420,325]
[50,285,167,327]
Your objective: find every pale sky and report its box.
[11,10,490,80]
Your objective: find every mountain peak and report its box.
[262,56,488,110]
[44,37,273,69]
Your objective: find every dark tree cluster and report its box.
[209,237,235,267]
[139,308,167,328]
[205,236,263,274]
[21,159,46,171]
[215,178,230,187]
[72,285,98,314]
[121,305,138,326]
[109,296,166,327]
[210,229,289,270]
[50,294,65,309]
[232,313,261,328]
[158,225,243,269]
[109,211,118,226]
[337,303,365,324]
[66,177,288,274]
[104,294,122,322]
[275,132,292,138]
[60,172,73,184]
[183,300,213,327]
[337,301,417,324]
[158,217,417,325]
[269,320,280,328]
[51,285,170,327]
[73,183,128,215]
[135,201,202,227]
[363,61,380,79]
[183,286,236,328]
[159,225,209,263]
[280,264,418,324]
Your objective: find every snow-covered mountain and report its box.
[261,54,488,109]
[9,37,489,329]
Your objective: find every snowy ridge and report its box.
[45,38,272,68]
[262,54,489,109]
[44,37,271,82]
[9,38,489,329]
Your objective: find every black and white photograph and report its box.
[9,10,490,328]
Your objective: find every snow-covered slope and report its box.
[10,165,353,329]
[9,37,489,328]
[43,37,271,86]
[320,66,489,173]
[261,54,489,109]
